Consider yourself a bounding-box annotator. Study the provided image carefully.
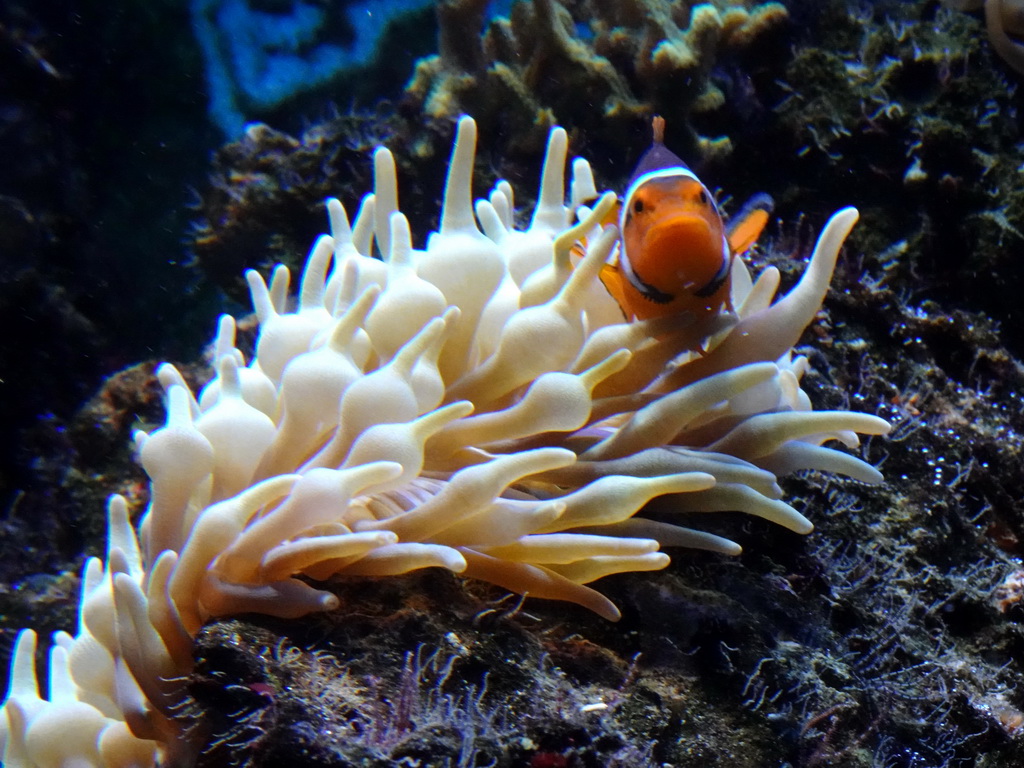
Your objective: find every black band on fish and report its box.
[695,263,729,297]
[634,274,674,304]
[695,237,732,298]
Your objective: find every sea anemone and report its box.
[0,116,888,767]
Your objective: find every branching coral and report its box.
[0,116,887,767]
[406,0,789,158]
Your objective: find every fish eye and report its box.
[633,198,644,213]
[699,190,709,205]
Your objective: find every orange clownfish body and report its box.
[599,117,773,325]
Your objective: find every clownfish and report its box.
[596,116,773,325]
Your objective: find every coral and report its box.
[742,0,1024,356]
[0,117,886,765]
[403,0,789,162]
[942,0,1024,74]
[190,0,429,135]
[187,119,389,302]
[11,2,1024,765]
[652,219,1024,766]
[190,0,517,136]
[178,611,669,767]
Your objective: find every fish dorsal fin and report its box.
[627,115,691,189]
[726,193,774,256]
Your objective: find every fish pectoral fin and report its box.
[599,263,632,319]
[727,192,774,255]
[599,262,674,320]
[599,261,622,284]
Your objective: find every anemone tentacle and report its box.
[0,116,889,768]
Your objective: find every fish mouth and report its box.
[644,215,722,290]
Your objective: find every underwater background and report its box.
[2,0,1024,765]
